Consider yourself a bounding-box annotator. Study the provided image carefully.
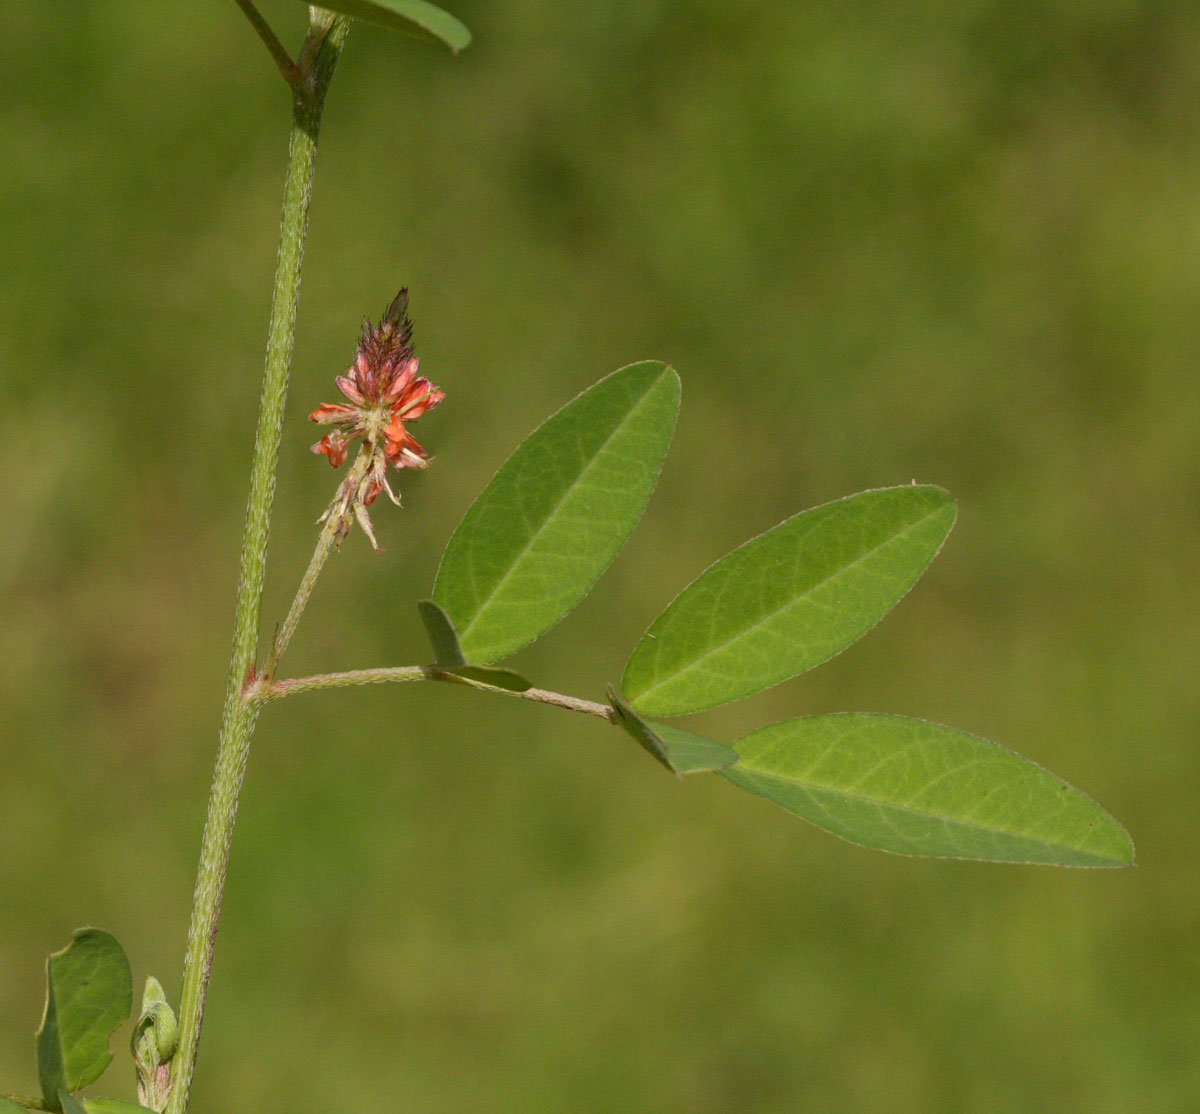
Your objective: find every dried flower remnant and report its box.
[310,289,444,547]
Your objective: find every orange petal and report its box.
[397,384,443,420]
[313,433,348,467]
[310,403,357,424]
[384,415,410,447]
[390,443,428,469]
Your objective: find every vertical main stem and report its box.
[166,18,349,1114]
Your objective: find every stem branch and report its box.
[234,0,302,89]
[167,18,349,1114]
[266,508,339,673]
[265,448,376,678]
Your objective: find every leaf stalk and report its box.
[260,664,618,721]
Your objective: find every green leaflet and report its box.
[623,485,956,716]
[302,0,470,51]
[37,929,132,1108]
[721,714,1134,866]
[434,362,680,663]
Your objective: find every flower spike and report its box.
[310,289,444,546]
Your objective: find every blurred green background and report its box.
[1,2,1196,1111]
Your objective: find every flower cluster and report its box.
[310,290,444,547]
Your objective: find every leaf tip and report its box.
[1111,826,1137,868]
[660,362,682,403]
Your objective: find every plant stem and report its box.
[166,17,349,1114]
[265,448,375,678]
[262,664,618,721]
[234,0,302,89]
[265,515,340,671]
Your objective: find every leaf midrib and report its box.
[634,499,948,704]
[458,371,665,643]
[733,766,1110,859]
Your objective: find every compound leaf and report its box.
[721,714,1134,866]
[434,362,680,663]
[623,485,955,716]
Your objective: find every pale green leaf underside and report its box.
[0,1099,31,1114]
[418,599,465,666]
[306,0,470,51]
[37,929,132,1106]
[608,689,736,774]
[440,665,532,692]
[434,362,680,663]
[608,689,672,772]
[653,721,739,774]
[623,485,956,716]
[721,714,1134,866]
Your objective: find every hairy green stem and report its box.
[262,665,618,721]
[166,16,349,1114]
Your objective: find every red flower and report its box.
[310,290,444,545]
